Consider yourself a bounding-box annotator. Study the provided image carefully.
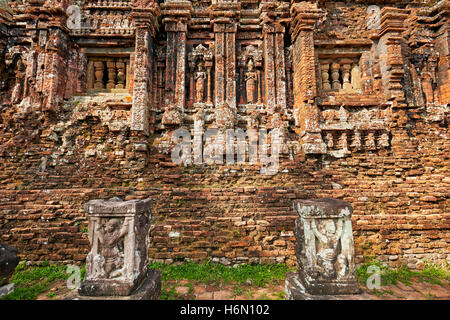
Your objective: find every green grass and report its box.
[356,258,450,287]
[0,261,85,300]
[149,260,291,300]
[149,260,290,287]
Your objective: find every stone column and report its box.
[0,1,12,98]
[79,197,160,299]
[166,20,187,109]
[426,2,449,106]
[286,198,359,298]
[331,62,341,90]
[94,61,105,89]
[290,1,326,154]
[0,244,19,297]
[205,56,213,105]
[116,59,126,89]
[320,63,331,91]
[106,60,116,89]
[131,2,160,135]
[30,1,71,111]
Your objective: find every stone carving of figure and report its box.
[162,104,182,126]
[365,132,376,150]
[311,219,344,278]
[322,109,338,124]
[216,102,237,129]
[11,57,26,104]
[195,60,207,103]
[245,58,258,104]
[337,106,349,123]
[350,131,362,149]
[337,254,348,279]
[418,47,440,106]
[96,218,130,279]
[378,132,390,148]
[325,132,334,149]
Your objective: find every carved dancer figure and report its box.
[96,218,130,279]
[245,58,258,104]
[11,57,26,104]
[311,219,344,278]
[195,60,207,103]
[420,49,440,106]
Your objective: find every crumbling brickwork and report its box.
[0,0,448,269]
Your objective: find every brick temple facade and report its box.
[0,0,448,269]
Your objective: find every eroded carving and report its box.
[293,198,359,295]
[79,197,152,296]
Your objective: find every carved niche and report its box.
[188,44,214,108]
[238,45,263,108]
[86,56,131,91]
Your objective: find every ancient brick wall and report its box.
[0,0,448,269]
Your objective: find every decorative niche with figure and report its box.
[188,44,214,109]
[238,45,263,110]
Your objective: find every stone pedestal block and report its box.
[291,198,359,296]
[0,244,19,287]
[79,197,159,298]
[285,272,371,300]
[68,270,161,301]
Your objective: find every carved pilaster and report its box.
[375,7,409,106]
[290,1,326,154]
[131,1,160,135]
[161,0,192,112]
[260,1,288,112]
[211,0,240,110]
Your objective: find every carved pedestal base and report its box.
[78,197,158,298]
[79,270,148,296]
[293,198,360,295]
[0,283,14,297]
[285,272,371,300]
[68,270,161,300]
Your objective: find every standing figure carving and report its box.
[420,48,440,106]
[245,58,258,104]
[79,198,154,297]
[11,56,26,103]
[311,219,343,278]
[291,198,359,296]
[97,218,130,279]
[195,60,207,103]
